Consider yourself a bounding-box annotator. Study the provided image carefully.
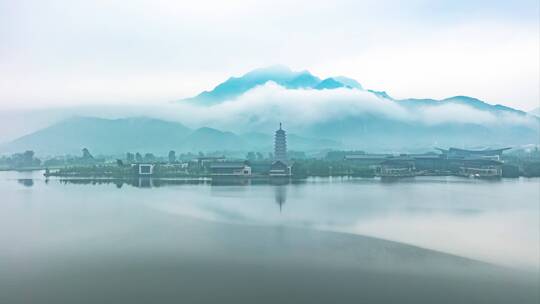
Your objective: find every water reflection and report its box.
[1,173,538,304]
[54,177,299,188]
[7,174,539,270]
[274,185,287,212]
[57,178,213,188]
[17,178,34,187]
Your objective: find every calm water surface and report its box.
[1,171,539,303]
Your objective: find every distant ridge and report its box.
[181,66,530,119]
[398,96,527,115]
[0,117,340,155]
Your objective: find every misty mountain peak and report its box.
[315,78,346,90]
[244,65,295,79]
[182,66,362,104]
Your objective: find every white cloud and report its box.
[0,0,538,111]
[0,82,536,144]
[153,83,538,132]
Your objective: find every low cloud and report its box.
[162,82,538,132]
[1,82,537,143]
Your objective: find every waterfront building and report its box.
[379,158,416,177]
[436,147,510,161]
[274,123,287,162]
[269,160,291,176]
[249,161,273,176]
[196,156,226,168]
[458,159,503,178]
[133,163,155,176]
[438,147,509,177]
[344,154,392,168]
[410,153,446,172]
[209,161,251,176]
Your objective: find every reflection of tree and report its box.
[274,185,287,213]
[17,179,34,187]
[57,178,212,188]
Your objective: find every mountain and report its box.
[332,76,363,89]
[182,66,527,120]
[182,127,245,151]
[296,94,538,149]
[530,107,540,117]
[182,65,359,104]
[0,117,340,155]
[1,117,191,155]
[315,77,346,90]
[302,114,538,150]
[398,96,526,115]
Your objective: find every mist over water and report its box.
[0,171,538,303]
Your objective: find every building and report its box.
[269,160,291,176]
[249,161,273,176]
[410,153,446,172]
[379,158,416,177]
[274,123,287,162]
[133,163,155,176]
[344,153,392,168]
[437,147,509,177]
[458,159,503,178]
[209,161,251,176]
[436,147,510,161]
[196,156,225,168]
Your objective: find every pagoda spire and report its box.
[274,123,287,162]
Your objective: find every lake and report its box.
[1,170,538,303]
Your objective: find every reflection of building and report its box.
[209,161,251,176]
[274,185,287,212]
[137,177,153,188]
[274,123,287,162]
[17,179,34,187]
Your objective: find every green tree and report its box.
[144,153,156,162]
[291,161,308,178]
[246,152,256,161]
[23,150,35,166]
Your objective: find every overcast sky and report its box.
[1,0,539,111]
